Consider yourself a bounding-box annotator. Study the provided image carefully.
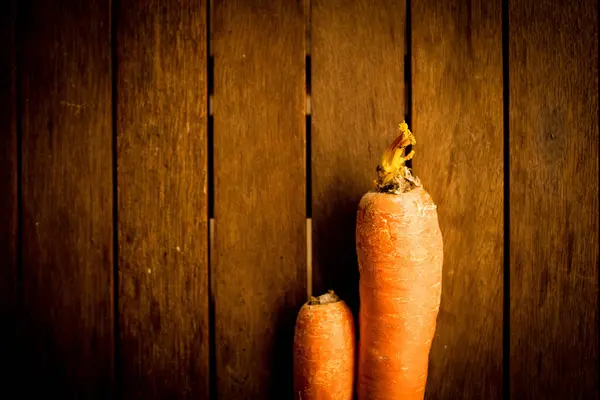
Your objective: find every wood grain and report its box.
[311,0,406,316]
[19,0,113,396]
[509,0,599,397]
[411,1,504,398]
[0,0,17,389]
[116,1,209,398]
[213,1,306,397]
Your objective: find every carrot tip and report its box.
[376,120,421,193]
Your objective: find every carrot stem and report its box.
[375,121,421,194]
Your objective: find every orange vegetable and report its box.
[293,290,356,399]
[356,122,443,399]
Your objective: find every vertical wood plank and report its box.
[213,1,306,397]
[411,1,504,398]
[510,0,599,397]
[117,1,209,398]
[311,0,406,316]
[0,0,17,388]
[19,0,114,396]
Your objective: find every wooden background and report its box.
[1,0,598,399]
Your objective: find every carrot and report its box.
[293,290,356,399]
[356,121,443,399]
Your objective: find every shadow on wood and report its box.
[312,182,362,319]
[268,297,301,398]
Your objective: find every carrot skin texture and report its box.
[357,187,443,399]
[293,299,356,400]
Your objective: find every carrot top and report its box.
[375,121,421,194]
[308,290,340,305]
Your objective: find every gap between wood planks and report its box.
[207,1,216,398]
[305,0,313,300]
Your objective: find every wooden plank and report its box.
[509,0,599,397]
[213,1,306,397]
[0,0,18,389]
[19,0,113,396]
[411,1,504,398]
[311,0,406,316]
[116,1,209,398]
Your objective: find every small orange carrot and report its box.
[356,122,443,399]
[293,290,356,399]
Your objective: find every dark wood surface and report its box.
[19,0,114,396]
[311,0,406,316]
[213,1,306,397]
[2,2,599,397]
[509,0,599,397]
[116,1,209,398]
[0,0,17,389]
[412,1,504,398]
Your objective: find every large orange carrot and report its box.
[356,122,443,399]
[293,290,356,399]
